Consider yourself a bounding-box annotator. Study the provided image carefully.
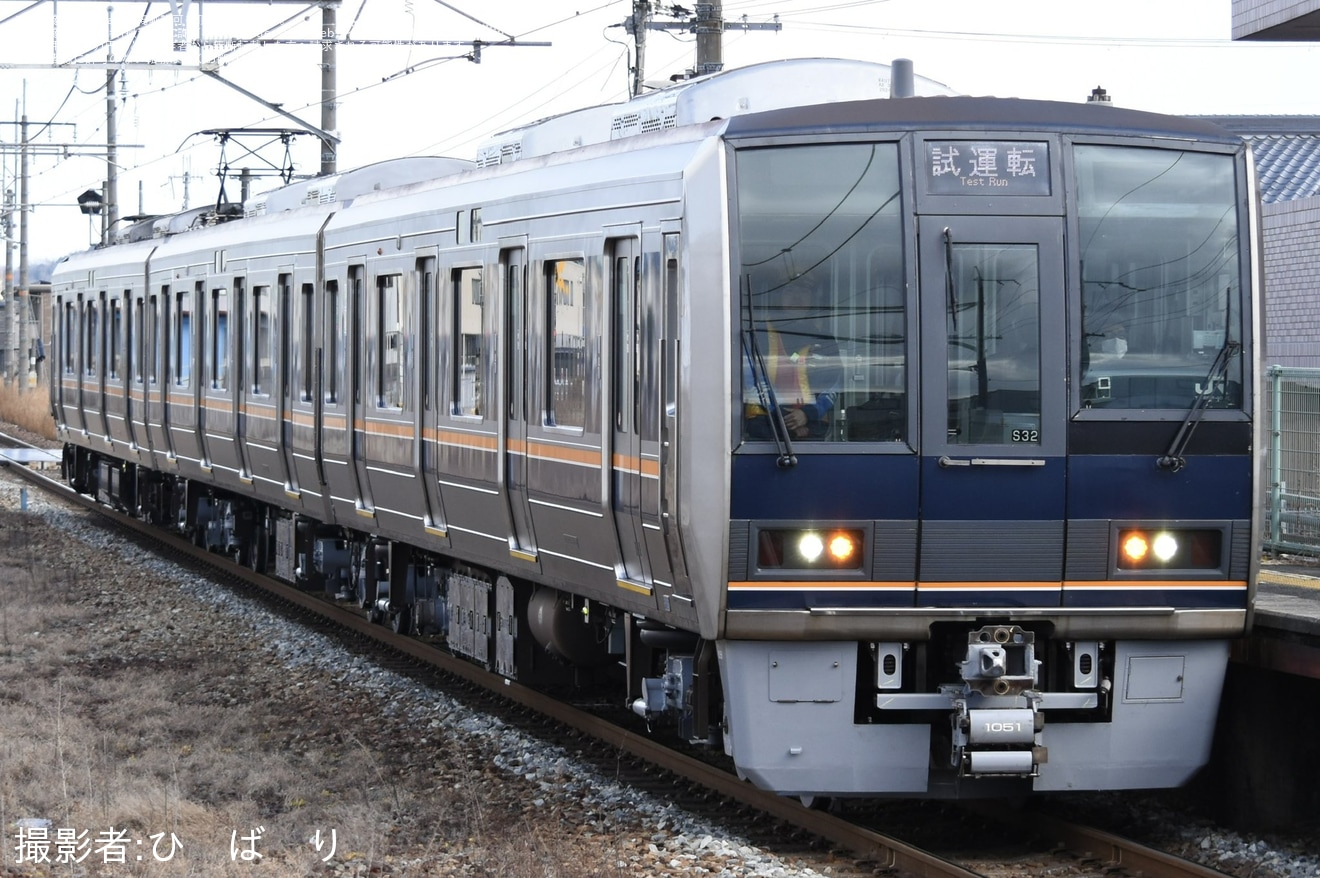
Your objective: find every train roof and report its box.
[474,58,956,167]
[246,156,474,216]
[722,94,1246,146]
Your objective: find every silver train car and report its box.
[51,59,1260,798]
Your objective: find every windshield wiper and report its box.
[743,277,797,468]
[1156,340,1241,472]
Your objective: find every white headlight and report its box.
[1153,533,1179,562]
[798,533,825,562]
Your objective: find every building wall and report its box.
[1232,0,1320,40]
[1263,196,1320,367]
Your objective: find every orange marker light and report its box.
[828,533,856,562]
[1122,533,1150,563]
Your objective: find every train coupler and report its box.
[950,702,1046,777]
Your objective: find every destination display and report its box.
[925,141,1051,195]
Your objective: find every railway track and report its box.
[0,430,1242,878]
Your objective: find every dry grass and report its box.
[0,504,652,877]
[0,382,56,440]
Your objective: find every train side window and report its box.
[301,282,315,402]
[452,267,483,418]
[547,258,586,429]
[252,284,272,396]
[326,280,340,404]
[109,297,123,380]
[277,275,292,399]
[158,289,170,388]
[131,296,143,385]
[174,290,191,388]
[63,301,76,374]
[417,259,434,412]
[210,288,229,391]
[84,298,98,377]
[377,273,404,410]
[350,268,364,407]
[97,293,108,379]
[147,294,160,386]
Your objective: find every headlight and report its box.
[757,528,865,570]
[1116,528,1222,570]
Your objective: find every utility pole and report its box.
[96,6,122,247]
[16,115,28,388]
[321,2,337,174]
[629,1,650,99]
[627,1,780,94]
[105,70,119,246]
[2,186,12,382]
[694,2,723,77]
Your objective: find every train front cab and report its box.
[719,101,1257,796]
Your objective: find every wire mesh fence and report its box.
[1264,366,1320,559]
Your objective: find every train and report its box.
[50,58,1261,799]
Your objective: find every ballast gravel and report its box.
[0,468,869,877]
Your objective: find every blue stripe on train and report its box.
[731,452,1252,522]
[730,452,919,520]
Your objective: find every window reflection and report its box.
[737,143,907,443]
[1076,146,1242,410]
[945,243,1041,445]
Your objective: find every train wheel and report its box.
[249,527,267,574]
[798,795,833,811]
[391,607,412,636]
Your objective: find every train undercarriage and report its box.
[64,448,722,749]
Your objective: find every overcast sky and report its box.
[3,0,1318,265]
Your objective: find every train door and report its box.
[916,216,1066,605]
[232,278,252,481]
[146,289,172,464]
[119,294,138,453]
[106,293,132,455]
[658,230,691,599]
[415,253,447,535]
[75,294,89,434]
[347,265,373,512]
[89,292,110,440]
[57,296,83,434]
[52,295,65,431]
[500,243,536,560]
[608,235,652,591]
[166,286,198,466]
[131,294,154,459]
[199,285,223,471]
[278,274,298,494]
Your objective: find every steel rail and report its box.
[1026,812,1236,878]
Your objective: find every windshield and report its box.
[1076,145,1243,411]
[736,143,906,443]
